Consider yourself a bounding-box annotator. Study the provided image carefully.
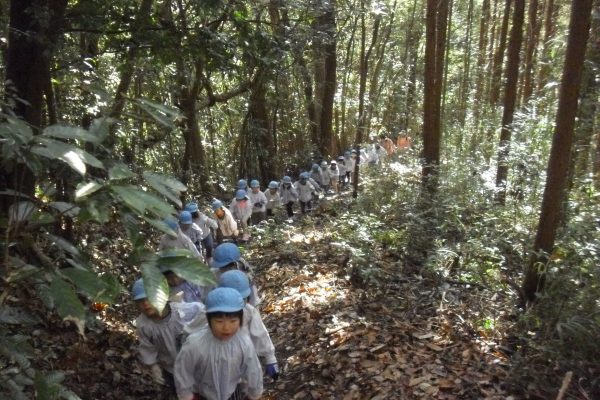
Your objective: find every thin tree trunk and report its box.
[352,2,368,199]
[340,15,358,150]
[520,0,541,104]
[401,0,420,132]
[537,0,559,93]
[495,0,525,205]
[457,0,474,130]
[473,0,490,130]
[441,0,453,133]
[489,0,511,105]
[523,0,593,303]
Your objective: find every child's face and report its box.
[165,273,184,287]
[269,188,277,194]
[252,187,259,193]
[136,299,160,319]
[215,208,225,219]
[210,316,241,341]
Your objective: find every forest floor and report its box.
[42,163,522,400]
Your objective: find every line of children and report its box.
[134,241,277,399]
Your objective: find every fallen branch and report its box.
[555,371,573,400]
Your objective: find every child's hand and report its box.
[265,363,279,381]
[150,364,165,385]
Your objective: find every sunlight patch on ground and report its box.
[262,271,347,314]
[389,161,417,175]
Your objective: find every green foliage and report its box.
[0,115,212,398]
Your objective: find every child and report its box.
[218,270,279,380]
[319,161,330,193]
[212,199,238,243]
[264,181,281,218]
[132,278,204,391]
[185,202,218,261]
[178,211,202,254]
[310,163,325,188]
[174,287,263,400]
[210,242,259,306]
[327,160,340,193]
[279,175,298,218]
[337,155,346,188]
[158,217,202,259]
[160,265,204,303]
[229,189,253,242]
[344,150,355,184]
[294,172,316,214]
[247,180,267,225]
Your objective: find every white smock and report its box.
[136,301,205,373]
[174,328,263,400]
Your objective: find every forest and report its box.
[1,0,599,398]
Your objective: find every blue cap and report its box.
[344,150,351,157]
[250,179,260,188]
[312,164,320,171]
[132,278,147,300]
[268,181,279,189]
[206,287,244,313]
[212,199,223,211]
[237,179,247,189]
[211,243,241,268]
[218,270,251,299]
[282,176,292,184]
[164,217,178,232]
[185,202,199,213]
[179,210,193,224]
[235,189,248,200]
[300,172,309,179]
[320,160,328,167]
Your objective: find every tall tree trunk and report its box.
[537,0,559,94]
[522,0,593,303]
[495,0,525,205]
[401,0,421,132]
[320,1,337,157]
[340,15,358,151]
[352,2,369,199]
[422,0,449,193]
[1,0,67,216]
[441,0,453,132]
[569,0,600,187]
[457,0,474,130]
[239,72,277,185]
[489,0,511,105]
[520,0,541,104]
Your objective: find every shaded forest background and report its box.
[1,0,599,398]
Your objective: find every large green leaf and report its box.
[96,274,123,304]
[135,99,178,129]
[140,263,169,313]
[48,202,80,218]
[42,125,101,144]
[135,189,177,218]
[61,267,108,300]
[75,181,104,200]
[88,117,114,143]
[143,172,186,208]
[158,256,215,287]
[3,257,40,283]
[32,137,104,176]
[108,163,135,181]
[46,234,80,256]
[111,185,147,215]
[49,277,86,336]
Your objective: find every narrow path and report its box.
[248,186,510,399]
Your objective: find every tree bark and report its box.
[494,0,525,205]
[489,0,511,105]
[537,0,559,93]
[2,0,68,216]
[522,0,593,303]
[422,0,449,193]
[457,0,474,130]
[520,0,541,104]
[473,0,490,130]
